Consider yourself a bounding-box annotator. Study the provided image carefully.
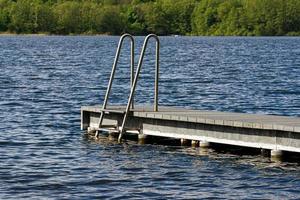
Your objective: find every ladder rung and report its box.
[97,127,139,134]
[101,109,126,114]
[125,129,139,134]
[99,128,119,134]
[90,125,117,131]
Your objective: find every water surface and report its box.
[0,36,300,199]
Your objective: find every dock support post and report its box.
[261,149,269,157]
[138,134,148,144]
[108,132,118,141]
[181,139,190,146]
[199,141,210,148]
[191,140,199,147]
[271,149,283,161]
[87,127,96,135]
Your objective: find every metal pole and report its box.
[118,34,160,141]
[154,37,159,112]
[95,34,134,137]
[131,38,134,109]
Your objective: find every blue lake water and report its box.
[0,36,300,199]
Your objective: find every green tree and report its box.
[0,0,12,31]
[143,0,196,35]
[36,2,56,33]
[123,4,147,34]
[192,0,220,35]
[285,0,300,35]
[143,2,168,34]
[79,1,99,34]
[0,0,300,36]
[94,5,125,34]
[53,1,82,34]
[9,0,41,33]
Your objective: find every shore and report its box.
[0,32,111,36]
[1,32,300,37]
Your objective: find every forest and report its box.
[0,0,300,36]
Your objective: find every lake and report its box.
[0,36,300,199]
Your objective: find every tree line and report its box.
[0,0,300,36]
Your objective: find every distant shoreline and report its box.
[0,32,49,36]
[0,32,110,36]
[1,32,300,37]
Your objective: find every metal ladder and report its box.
[95,34,160,142]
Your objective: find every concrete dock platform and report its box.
[81,105,300,155]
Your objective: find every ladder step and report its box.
[125,129,139,134]
[91,125,118,132]
[98,128,120,134]
[101,109,126,114]
[93,126,139,134]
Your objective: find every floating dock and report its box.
[81,34,300,160]
[81,105,300,158]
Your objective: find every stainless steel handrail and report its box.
[118,34,160,141]
[95,33,135,137]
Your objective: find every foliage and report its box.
[191,0,300,36]
[0,0,299,35]
[0,0,11,31]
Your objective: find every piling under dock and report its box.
[81,105,300,155]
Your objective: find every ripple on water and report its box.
[0,36,300,199]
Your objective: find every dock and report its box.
[81,34,300,159]
[81,105,300,157]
